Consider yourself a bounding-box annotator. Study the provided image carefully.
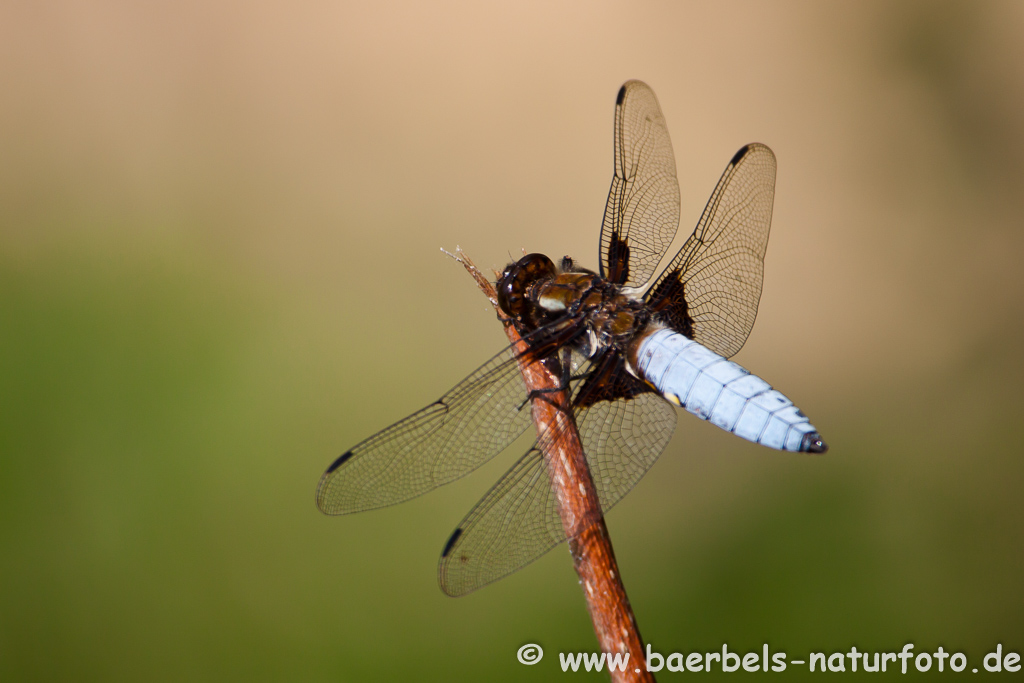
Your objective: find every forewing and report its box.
[316,341,533,515]
[599,80,681,288]
[646,143,776,358]
[437,353,677,596]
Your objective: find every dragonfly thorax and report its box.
[497,252,649,359]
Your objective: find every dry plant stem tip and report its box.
[453,248,655,683]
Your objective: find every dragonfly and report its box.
[317,80,827,597]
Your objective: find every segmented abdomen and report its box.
[633,328,825,453]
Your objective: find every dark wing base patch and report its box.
[646,268,694,340]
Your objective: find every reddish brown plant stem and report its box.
[451,248,655,683]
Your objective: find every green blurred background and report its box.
[2,1,1022,680]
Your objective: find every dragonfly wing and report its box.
[645,143,776,358]
[316,340,535,515]
[599,80,681,288]
[437,445,560,597]
[437,352,677,596]
[574,377,677,513]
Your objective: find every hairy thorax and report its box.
[496,253,650,360]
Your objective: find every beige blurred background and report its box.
[2,1,1022,680]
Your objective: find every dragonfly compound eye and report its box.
[497,253,556,319]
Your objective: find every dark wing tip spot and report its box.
[325,450,353,473]
[616,85,626,105]
[730,144,751,166]
[441,528,463,557]
[801,433,829,454]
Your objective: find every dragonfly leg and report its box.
[517,349,589,411]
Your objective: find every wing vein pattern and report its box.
[600,80,681,288]
[646,143,776,358]
[316,339,536,515]
[438,352,676,596]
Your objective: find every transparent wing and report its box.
[316,340,535,515]
[599,80,681,288]
[437,353,677,596]
[645,143,776,358]
[577,390,677,511]
[437,445,558,597]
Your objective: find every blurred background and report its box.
[2,1,1022,680]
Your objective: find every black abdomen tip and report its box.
[325,450,353,473]
[800,433,829,454]
[616,85,626,105]
[730,144,751,166]
[442,528,463,557]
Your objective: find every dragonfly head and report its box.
[496,253,557,321]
